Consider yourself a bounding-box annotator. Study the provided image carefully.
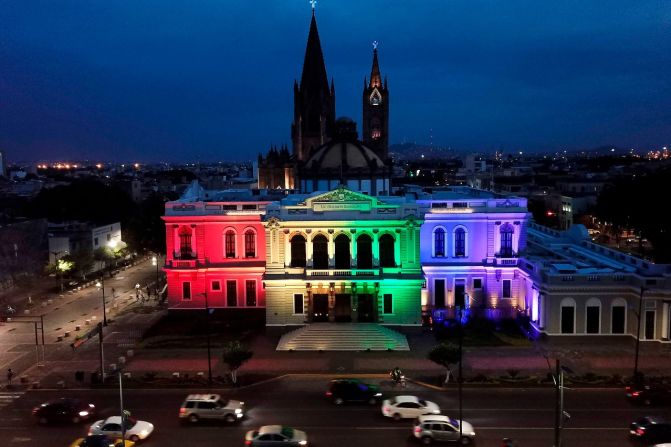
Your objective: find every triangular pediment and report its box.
[305,186,381,211]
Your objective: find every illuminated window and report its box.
[225,231,236,258]
[182,282,191,300]
[454,228,466,257]
[434,228,445,257]
[502,280,511,298]
[179,226,192,258]
[371,129,381,139]
[211,280,221,291]
[226,280,237,307]
[244,230,256,258]
[500,224,514,257]
[245,280,256,306]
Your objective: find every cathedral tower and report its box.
[291,11,336,162]
[362,44,389,160]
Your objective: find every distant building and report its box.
[48,221,123,264]
[0,150,5,177]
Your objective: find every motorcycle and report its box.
[390,371,407,388]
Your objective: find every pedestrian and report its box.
[7,368,14,387]
[111,288,116,298]
[145,285,150,298]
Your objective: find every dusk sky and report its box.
[1,1,670,163]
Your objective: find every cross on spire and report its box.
[372,40,378,50]
[310,0,317,11]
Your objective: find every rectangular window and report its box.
[434,279,445,307]
[94,237,99,246]
[182,282,191,300]
[502,280,511,298]
[225,232,236,258]
[293,294,304,314]
[106,233,111,241]
[245,232,256,258]
[222,205,237,210]
[383,294,393,314]
[211,280,221,291]
[611,306,625,334]
[226,280,237,307]
[454,230,466,257]
[434,230,445,257]
[473,278,482,289]
[586,306,600,334]
[245,280,257,307]
[242,204,257,210]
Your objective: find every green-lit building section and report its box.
[263,188,424,326]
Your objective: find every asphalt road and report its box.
[2,376,668,447]
[0,258,160,376]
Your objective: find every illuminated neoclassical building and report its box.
[262,187,423,326]
[418,190,531,320]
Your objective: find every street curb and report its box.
[407,378,448,391]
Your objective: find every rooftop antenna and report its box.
[310,0,317,11]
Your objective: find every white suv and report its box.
[412,415,476,445]
[179,394,245,424]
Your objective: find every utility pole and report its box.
[98,322,104,382]
[634,286,645,383]
[458,304,463,441]
[554,359,560,447]
[201,292,212,386]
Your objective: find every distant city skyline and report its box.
[1,1,670,163]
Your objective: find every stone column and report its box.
[351,283,358,322]
[284,229,291,267]
[350,231,357,269]
[306,230,313,268]
[373,231,380,267]
[328,282,336,322]
[328,231,335,268]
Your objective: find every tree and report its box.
[428,342,461,385]
[222,341,253,384]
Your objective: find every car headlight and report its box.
[470,432,475,436]
[140,430,149,437]
[79,411,89,417]
[298,441,307,446]
[235,408,242,414]
[374,393,382,397]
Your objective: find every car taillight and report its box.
[632,391,640,397]
[245,441,252,446]
[636,428,645,436]
[414,427,422,433]
[179,408,186,414]
[325,391,332,397]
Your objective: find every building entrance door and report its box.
[312,294,329,322]
[357,294,375,322]
[334,294,352,322]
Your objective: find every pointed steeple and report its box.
[300,13,329,94]
[369,47,382,88]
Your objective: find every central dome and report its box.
[304,117,384,170]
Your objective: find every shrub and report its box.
[507,369,520,379]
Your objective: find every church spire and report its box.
[300,12,329,95]
[369,42,382,88]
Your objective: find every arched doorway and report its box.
[312,234,328,269]
[290,235,306,267]
[379,234,395,267]
[334,234,351,269]
[356,234,373,269]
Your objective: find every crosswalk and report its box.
[0,391,24,410]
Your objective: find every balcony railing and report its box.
[169,259,198,268]
[305,268,380,277]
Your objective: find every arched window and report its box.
[434,227,446,257]
[560,298,576,334]
[290,235,306,268]
[312,234,328,269]
[379,234,395,268]
[500,224,514,257]
[454,227,466,257]
[334,234,351,269]
[585,298,601,334]
[244,230,256,258]
[611,298,626,334]
[356,234,373,269]
[225,230,236,259]
[178,226,192,258]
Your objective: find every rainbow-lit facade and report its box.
[164,184,671,340]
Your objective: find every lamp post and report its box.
[96,277,107,326]
[198,292,213,386]
[633,286,646,383]
[151,255,159,293]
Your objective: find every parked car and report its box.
[630,416,671,444]
[245,425,308,446]
[412,415,476,445]
[325,379,382,405]
[381,395,440,421]
[178,393,245,424]
[68,435,134,447]
[626,384,671,406]
[88,416,154,442]
[33,398,96,424]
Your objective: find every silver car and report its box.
[178,394,244,424]
[412,415,476,445]
[245,425,308,446]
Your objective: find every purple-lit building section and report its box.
[418,189,531,321]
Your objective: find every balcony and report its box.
[168,259,199,268]
[305,268,380,278]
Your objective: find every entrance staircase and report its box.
[276,323,409,351]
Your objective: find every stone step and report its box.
[277,323,409,351]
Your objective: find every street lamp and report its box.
[152,255,159,296]
[96,277,107,326]
[198,292,213,386]
[634,286,646,383]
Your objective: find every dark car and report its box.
[630,416,671,443]
[33,398,95,424]
[325,379,382,405]
[626,384,671,406]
